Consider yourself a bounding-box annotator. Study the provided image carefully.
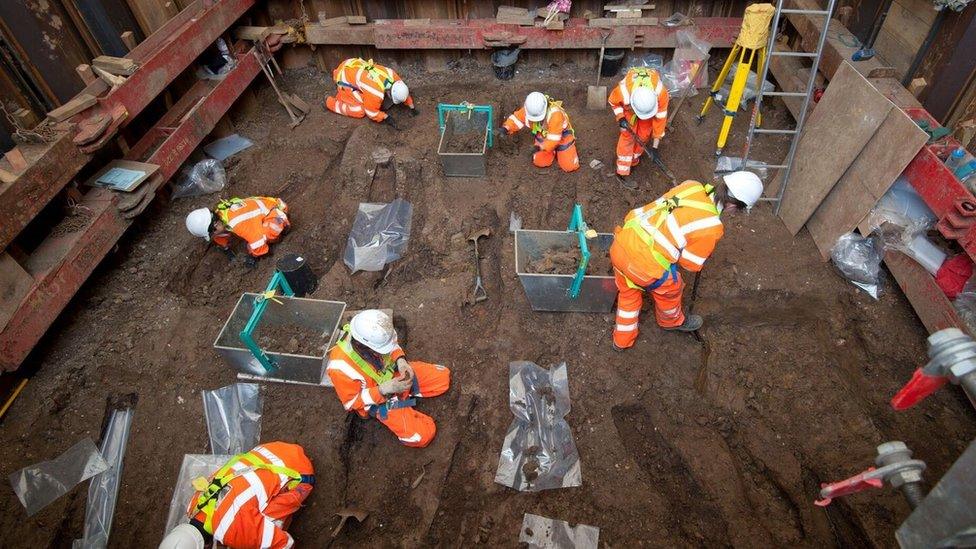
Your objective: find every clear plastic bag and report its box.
[163,454,234,535]
[202,383,263,455]
[519,513,600,549]
[715,156,769,180]
[862,177,937,234]
[74,406,134,548]
[495,362,581,492]
[171,159,227,199]
[717,63,774,110]
[509,211,523,233]
[879,221,946,276]
[830,233,884,299]
[662,30,711,97]
[343,199,413,273]
[9,438,110,517]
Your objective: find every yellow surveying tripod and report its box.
[697,3,776,156]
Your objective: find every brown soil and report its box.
[526,246,613,276]
[2,59,974,548]
[255,323,327,357]
[442,129,487,154]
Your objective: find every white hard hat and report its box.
[350,309,398,354]
[185,208,213,241]
[524,92,547,122]
[631,87,658,120]
[390,80,409,104]
[159,524,205,549]
[723,171,764,209]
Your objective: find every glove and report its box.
[396,357,415,382]
[378,375,412,396]
[619,119,630,130]
[244,255,257,269]
[384,114,401,131]
[409,106,419,117]
[496,126,510,137]
[221,247,236,261]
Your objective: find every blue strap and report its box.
[644,264,678,291]
[370,397,417,420]
[337,80,360,92]
[555,139,576,152]
[300,474,316,485]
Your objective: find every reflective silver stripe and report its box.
[617,309,640,319]
[619,80,630,104]
[214,486,256,541]
[361,387,378,406]
[616,163,629,171]
[225,208,264,229]
[666,214,687,248]
[343,396,358,410]
[327,359,365,381]
[681,249,707,265]
[261,517,276,549]
[364,108,381,118]
[655,110,668,119]
[615,323,637,332]
[681,216,722,235]
[655,81,663,95]
[360,80,384,99]
[508,114,524,129]
[617,154,633,161]
[249,237,268,250]
[637,217,680,258]
[345,103,363,112]
[546,133,560,141]
[612,106,624,115]
[399,433,422,443]
[253,446,290,486]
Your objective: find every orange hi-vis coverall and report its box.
[608,67,670,176]
[609,181,724,348]
[212,197,289,257]
[185,441,314,549]
[502,97,580,172]
[326,326,451,448]
[326,58,414,122]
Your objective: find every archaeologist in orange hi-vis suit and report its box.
[325,58,416,128]
[608,66,670,178]
[185,197,289,267]
[158,441,314,549]
[500,92,580,172]
[610,171,764,350]
[326,309,451,448]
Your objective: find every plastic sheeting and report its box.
[202,383,263,455]
[164,454,234,535]
[495,362,581,492]
[343,199,413,273]
[10,438,110,517]
[661,30,711,98]
[831,233,884,299]
[863,177,937,234]
[204,134,253,162]
[74,406,134,549]
[172,158,226,199]
[519,513,600,549]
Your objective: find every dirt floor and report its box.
[2,57,975,548]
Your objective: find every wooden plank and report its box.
[496,5,535,25]
[92,65,127,87]
[0,253,33,332]
[589,17,659,27]
[605,4,655,11]
[92,55,138,75]
[346,15,367,25]
[806,107,928,259]
[46,93,97,122]
[773,62,894,235]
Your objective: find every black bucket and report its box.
[276,253,318,297]
[601,49,626,78]
[491,48,520,80]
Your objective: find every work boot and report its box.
[612,342,627,352]
[662,314,703,332]
[615,174,637,190]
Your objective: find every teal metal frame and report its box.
[567,203,592,299]
[239,271,295,372]
[437,102,494,148]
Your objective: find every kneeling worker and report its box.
[159,441,314,549]
[500,92,579,172]
[327,310,450,448]
[610,171,763,350]
[326,57,415,126]
[185,196,289,265]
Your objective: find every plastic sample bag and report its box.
[74,406,134,549]
[202,383,263,455]
[495,362,581,492]
[715,156,769,180]
[863,177,937,234]
[10,438,110,516]
[171,159,227,199]
[717,63,774,110]
[519,513,600,549]
[163,454,234,534]
[662,30,711,97]
[831,233,884,299]
[343,199,413,273]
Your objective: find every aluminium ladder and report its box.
[740,0,838,214]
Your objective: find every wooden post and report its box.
[4,148,28,173]
[121,31,138,51]
[76,64,96,85]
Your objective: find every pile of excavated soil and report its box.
[526,246,613,276]
[1,62,973,548]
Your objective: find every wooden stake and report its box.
[76,64,96,85]
[120,31,137,51]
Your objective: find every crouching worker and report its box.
[159,441,314,549]
[185,196,289,266]
[500,92,579,172]
[610,171,763,350]
[327,310,450,448]
[326,58,415,128]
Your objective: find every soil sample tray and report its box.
[214,293,346,386]
[437,109,488,177]
[515,230,617,313]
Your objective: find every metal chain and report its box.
[0,102,58,143]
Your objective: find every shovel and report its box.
[331,507,369,538]
[586,32,611,111]
[466,228,490,305]
[620,122,677,185]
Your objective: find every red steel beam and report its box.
[885,251,968,335]
[0,48,261,371]
[305,17,742,49]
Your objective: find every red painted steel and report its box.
[0,48,261,371]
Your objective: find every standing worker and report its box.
[185,196,289,266]
[608,67,670,178]
[159,441,314,549]
[500,92,580,172]
[325,57,416,128]
[609,171,763,350]
[326,309,450,448]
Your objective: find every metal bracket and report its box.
[437,102,494,148]
[239,271,295,372]
[567,204,592,299]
